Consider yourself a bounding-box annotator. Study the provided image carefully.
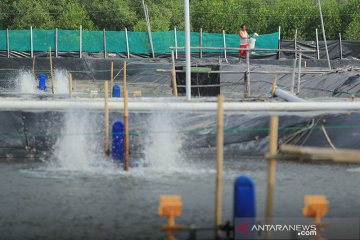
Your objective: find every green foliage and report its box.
[9,0,55,29]
[83,0,138,30]
[0,0,358,40]
[55,1,94,29]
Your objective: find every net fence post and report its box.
[297,52,302,95]
[294,29,297,59]
[79,25,82,58]
[222,29,227,61]
[316,28,320,60]
[103,28,107,59]
[200,27,203,59]
[30,26,33,58]
[339,33,343,60]
[55,28,58,58]
[6,28,10,58]
[174,27,178,59]
[277,26,281,59]
[125,28,130,58]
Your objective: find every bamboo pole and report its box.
[171,67,178,97]
[265,116,279,219]
[123,61,127,92]
[32,55,36,76]
[215,95,224,238]
[124,61,129,171]
[104,80,110,155]
[124,90,129,171]
[68,73,73,97]
[49,47,54,94]
[110,62,114,97]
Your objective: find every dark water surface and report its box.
[0,158,359,240]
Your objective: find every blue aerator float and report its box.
[112,84,121,98]
[39,74,46,90]
[233,176,256,239]
[112,121,124,163]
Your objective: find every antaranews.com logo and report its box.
[237,222,317,236]
[235,218,359,240]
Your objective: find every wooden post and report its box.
[110,62,114,97]
[49,47,54,94]
[124,90,129,171]
[123,61,127,92]
[124,61,129,171]
[271,75,277,96]
[265,116,279,220]
[32,55,36,76]
[104,80,110,155]
[171,67,178,97]
[215,95,224,238]
[68,73,73,97]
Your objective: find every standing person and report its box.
[239,24,250,61]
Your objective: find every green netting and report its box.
[152,31,174,54]
[175,31,201,52]
[9,30,30,51]
[33,30,55,51]
[0,29,279,54]
[83,30,103,52]
[106,31,127,53]
[254,32,279,53]
[127,31,150,54]
[202,32,224,53]
[0,30,6,50]
[58,29,79,52]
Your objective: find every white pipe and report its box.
[1,99,360,112]
[184,0,191,100]
[274,88,306,102]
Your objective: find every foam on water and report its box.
[12,69,70,95]
[30,110,215,178]
[47,110,116,173]
[141,111,184,170]
[54,69,70,95]
[15,70,38,94]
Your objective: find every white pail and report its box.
[249,38,256,49]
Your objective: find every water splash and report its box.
[15,70,37,94]
[48,111,115,173]
[142,112,184,169]
[54,69,70,95]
